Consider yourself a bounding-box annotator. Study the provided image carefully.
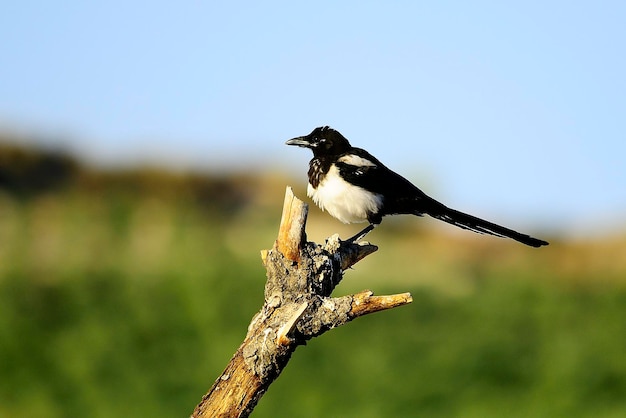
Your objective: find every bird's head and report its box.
[286,126,351,156]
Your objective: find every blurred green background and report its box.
[1,141,625,418]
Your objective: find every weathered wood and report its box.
[276,187,307,262]
[191,186,412,418]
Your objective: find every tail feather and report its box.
[426,203,548,248]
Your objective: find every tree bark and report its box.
[191,187,412,418]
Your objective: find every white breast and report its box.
[307,165,383,224]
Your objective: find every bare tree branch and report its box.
[191,187,412,418]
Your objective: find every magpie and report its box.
[286,126,548,248]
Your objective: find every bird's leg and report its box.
[345,224,376,243]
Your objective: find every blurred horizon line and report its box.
[1,126,625,240]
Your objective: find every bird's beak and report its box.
[285,136,312,148]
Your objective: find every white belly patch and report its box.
[307,165,383,224]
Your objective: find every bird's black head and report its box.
[286,126,351,156]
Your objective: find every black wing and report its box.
[335,148,436,216]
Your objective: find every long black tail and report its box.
[425,202,548,248]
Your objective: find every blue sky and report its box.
[1,1,625,235]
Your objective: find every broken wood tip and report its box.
[276,187,308,262]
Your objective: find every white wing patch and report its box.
[338,154,377,167]
[307,164,383,224]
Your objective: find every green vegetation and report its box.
[1,142,625,417]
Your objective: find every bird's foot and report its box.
[344,224,376,243]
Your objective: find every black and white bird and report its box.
[286,126,548,248]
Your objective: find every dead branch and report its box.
[191,186,412,418]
